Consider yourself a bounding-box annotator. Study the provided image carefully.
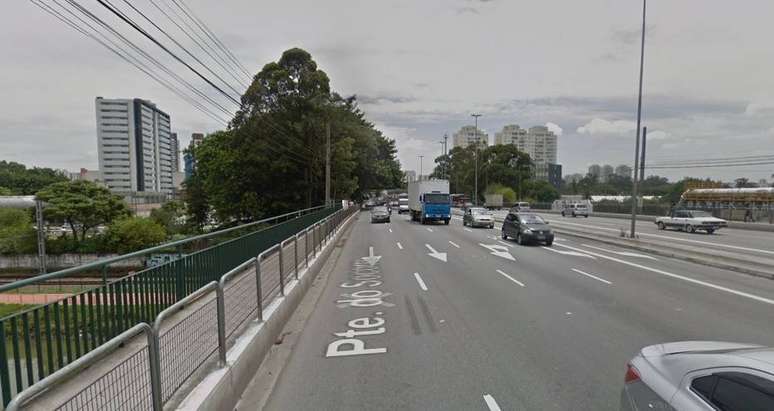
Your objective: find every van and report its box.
[561,203,589,218]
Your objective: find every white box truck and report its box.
[407,179,451,224]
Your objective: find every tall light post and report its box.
[471,113,482,205]
[418,155,424,181]
[630,0,647,238]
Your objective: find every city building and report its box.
[453,125,488,149]
[184,132,205,178]
[68,168,103,185]
[495,125,557,164]
[533,163,563,189]
[403,170,417,183]
[615,164,633,178]
[600,164,614,183]
[95,97,175,194]
[170,132,180,172]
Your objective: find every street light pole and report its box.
[418,155,424,181]
[630,0,647,238]
[471,113,482,205]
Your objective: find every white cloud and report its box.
[545,122,563,136]
[576,118,636,136]
[744,101,774,116]
[646,130,670,140]
[768,127,774,136]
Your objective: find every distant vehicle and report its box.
[621,341,774,411]
[408,179,451,225]
[510,202,531,212]
[502,212,554,246]
[398,196,409,214]
[484,194,503,209]
[463,207,494,228]
[655,210,727,234]
[370,206,390,223]
[390,200,399,207]
[561,203,589,218]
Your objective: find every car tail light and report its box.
[624,363,640,384]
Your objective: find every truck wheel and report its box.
[657,222,666,230]
[561,211,565,217]
[501,230,508,240]
[444,219,449,225]
[584,215,588,218]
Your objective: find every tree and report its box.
[36,180,130,243]
[150,200,187,236]
[0,209,36,254]
[0,160,68,195]
[527,180,561,203]
[105,217,166,254]
[735,177,757,188]
[485,183,516,203]
[0,187,12,196]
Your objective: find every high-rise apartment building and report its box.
[95,97,175,193]
[183,132,206,178]
[453,125,488,149]
[170,132,180,172]
[495,125,557,164]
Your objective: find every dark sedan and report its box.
[370,206,390,223]
[501,212,554,246]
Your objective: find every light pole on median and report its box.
[630,0,647,238]
[471,113,482,205]
[418,155,424,181]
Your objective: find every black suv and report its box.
[501,212,554,246]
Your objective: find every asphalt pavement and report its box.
[252,210,774,410]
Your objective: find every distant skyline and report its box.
[3,0,774,182]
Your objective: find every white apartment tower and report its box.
[453,125,488,149]
[95,97,175,193]
[495,124,557,164]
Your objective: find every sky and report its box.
[2,0,774,183]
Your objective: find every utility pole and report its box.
[471,113,482,205]
[639,126,647,183]
[325,121,331,206]
[630,0,646,238]
[442,133,449,179]
[418,155,424,181]
[35,200,46,274]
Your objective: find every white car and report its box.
[561,203,589,218]
[655,210,727,234]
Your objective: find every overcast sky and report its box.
[3,0,774,182]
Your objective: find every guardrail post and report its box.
[279,244,285,296]
[255,255,263,321]
[148,329,163,411]
[101,264,108,287]
[304,228,310,268]
[294,234,299,280]
[215,286,227,366]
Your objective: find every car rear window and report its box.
[691,372,774,411]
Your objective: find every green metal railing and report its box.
[0,204,339,406]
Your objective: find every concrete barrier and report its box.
[175,210,359,411]
[534,209,774,232]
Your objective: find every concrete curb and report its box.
[176,210,359,411]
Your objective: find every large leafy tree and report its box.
[0,160,68,195]
[188,48,402,222]
[36,180,129,243]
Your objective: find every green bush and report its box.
[105,217,167,254]
[485,183,517,203]
[0,209,37,254]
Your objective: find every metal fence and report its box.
[5,205,356,410]
[0,204,344,407]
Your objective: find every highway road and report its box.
[254,211,774,410]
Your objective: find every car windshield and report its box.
[372,206,388,213]
[424,193,449,204]
[470,208,489,215]
[520,214,546,225]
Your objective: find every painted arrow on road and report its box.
[425,244,447,262]
[541,246,596,260]
[361,246,382,266]
[479,243,516,261]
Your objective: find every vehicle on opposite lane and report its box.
[370,206,390,223]
[463,207,495,228]
[561,203,589,218]
[501,211,554,246]
[621,341,774,411]
[655,210,728,234]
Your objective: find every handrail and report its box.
[0,205,328,292]
[6,323,159,411]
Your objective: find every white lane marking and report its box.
[480,243,516,261]
[413,272,428,291]
[425,243,448,262]
[483,394,502,411]
[361,246,382,265]
[496,269,525,287]
[388,228,393,233]
[572,268,612,285]
[396,242,403,250]
[426,228,434,232]
[497,240,513,248]
[580,243,658,260]
[554,243,774,306]
[448,241,460,248]
[464,228,473,232]
[488,235,499,240]
[541,246,596,259]
[550,219,774,256]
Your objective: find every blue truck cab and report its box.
[419,193,451,225]
[408,179,451,225]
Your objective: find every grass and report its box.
[0,303,35,319]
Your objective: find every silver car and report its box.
[622,341,774,411]
[463,207,494,228]
[370,206,390,223]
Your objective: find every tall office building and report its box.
[495,125,557,164]
[170,132,180,172]
[453,125,488,149]
[183,132,206,178]
[95,97,175,193]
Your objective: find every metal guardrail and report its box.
[5,205,356,410]
[0,204,341,407]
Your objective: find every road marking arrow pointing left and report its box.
[425,244,447,262]
[361,246,382,266]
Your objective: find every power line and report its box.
[646,161,774,170]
